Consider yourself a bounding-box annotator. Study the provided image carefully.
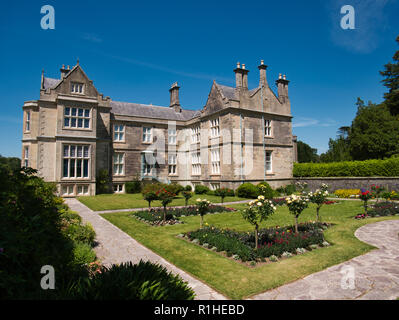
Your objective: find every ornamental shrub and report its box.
[67,260,195,300]
[294,157,399,177]
[63,222,96,246]
[184,185,192,191]
[165,183,184,196]
[334,189,361,198]
[236,183,258,198]
[72,242,97,266]
[96,169,112,194]
[125,177,142,194]
[214,188,234,203]
[194,184,210,194]
[256,182,274,199]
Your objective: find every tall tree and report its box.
[380,35,399,116]
[296,140,319,163]
[348,102,399,160]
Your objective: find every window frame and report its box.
[25,111,31,132]
[113,153,125,176]
[24,146,29,167]
[62,144,91,180]
[265,150,273,173]
[70,82,85,94]
[142,126,153,143]
[168,153,177,175]
[191,125,200,143]
[63,106,91,130]
[113,184,124,193]
[191,151,201,176]
[113,124,125,142]
[265,119,272,137]
[210,118,220,138]
[168,128,177,145]
[210,148,220,175]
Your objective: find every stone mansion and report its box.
[21,60,297,197]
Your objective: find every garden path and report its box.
[64,198,227,300]
[249,219,399,300]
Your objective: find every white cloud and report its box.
[82,33,103,43]
[292,117,337,128]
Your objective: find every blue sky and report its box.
[0,0,398,157]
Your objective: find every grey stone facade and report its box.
[21,60,296,196]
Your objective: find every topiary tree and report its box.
[359,188,373,213]
[156,188,176,222]
[236,183,258,198]
[184,185,192,191]
[141,184,161,208]
[214,188,232,204]
[181,191,193,206]
[285,194,309,233]
[195,198,210,228]
[241,195,277,249]
[308,184,329,222]
[194,184,210,194]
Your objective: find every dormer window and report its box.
[71,82,84,94]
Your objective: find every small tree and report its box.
[181,191,193,206]
[370,184,384,203]
[196,198,210,228]
[285,194,309,233]
[156,188,176,222]
[359,189,373,213]
[241,195,276,249]
[214,188,231,204]
[308,184,329,222]
[141,184,161,208]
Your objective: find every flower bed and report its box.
[323,200,339,205]
[132,205,235,226]
[355,201,399,219]
[183,222,330,263]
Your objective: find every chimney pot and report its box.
[237,62,241,68]
[261,60,264,65]
[242,64,246,70]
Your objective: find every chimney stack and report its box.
[275,74,290,103]
[60,64,69,79]
[258,60,268,88]
[169,82,181,112]
[234,62,249,89]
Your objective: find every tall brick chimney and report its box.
[258,60,268,88]
[169,82,181,112]
[276,73,289,103]
[234,62,249,90]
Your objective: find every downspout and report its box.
[240,113,243,182]
[260,83,266,181]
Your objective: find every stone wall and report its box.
[293,177,399,192]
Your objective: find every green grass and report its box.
[78,193,248,211]
[100,201,399,299]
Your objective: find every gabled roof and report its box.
[110,101,200,121]
[215,83,236,100]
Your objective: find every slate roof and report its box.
[110,101,201,121]
[215,83,236,100]
[43,77,61,90]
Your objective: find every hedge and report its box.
[293,157,399,177]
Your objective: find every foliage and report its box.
[125,176,142,194]
[194,184,210,194]
[256,182,275,199]
[0,154,21,173]
[370,184,384,200]
[348,101,399,160]
[276,184,296,196]
[293,157,399,177]
[236,183,259,199]
[381,190,399,201]
[307,184,329,221]
[241,196,277,249]
[296,140,319,163]
[156,188,176,222]
[96,169,112,194]
[141,183,162,208]
[368,201,399,217]
[285,194,309,233]
[214,188,234,203]
[72,242,97,266]
[334,189,361,198]
[380,35,399,116]
[164,183,184,196]
[319,136,352,163]
[66,260,195,300]
[62,222,96,246]
[0,167,89,299]
[184,185,192,191]
[196,198,211,228]
[181,191,193,206]
[359,188,373,213]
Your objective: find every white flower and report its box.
[258,195,265,200]
[257,202,262,206]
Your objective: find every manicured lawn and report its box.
[101,200,399,299]
[78,193,249,211]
